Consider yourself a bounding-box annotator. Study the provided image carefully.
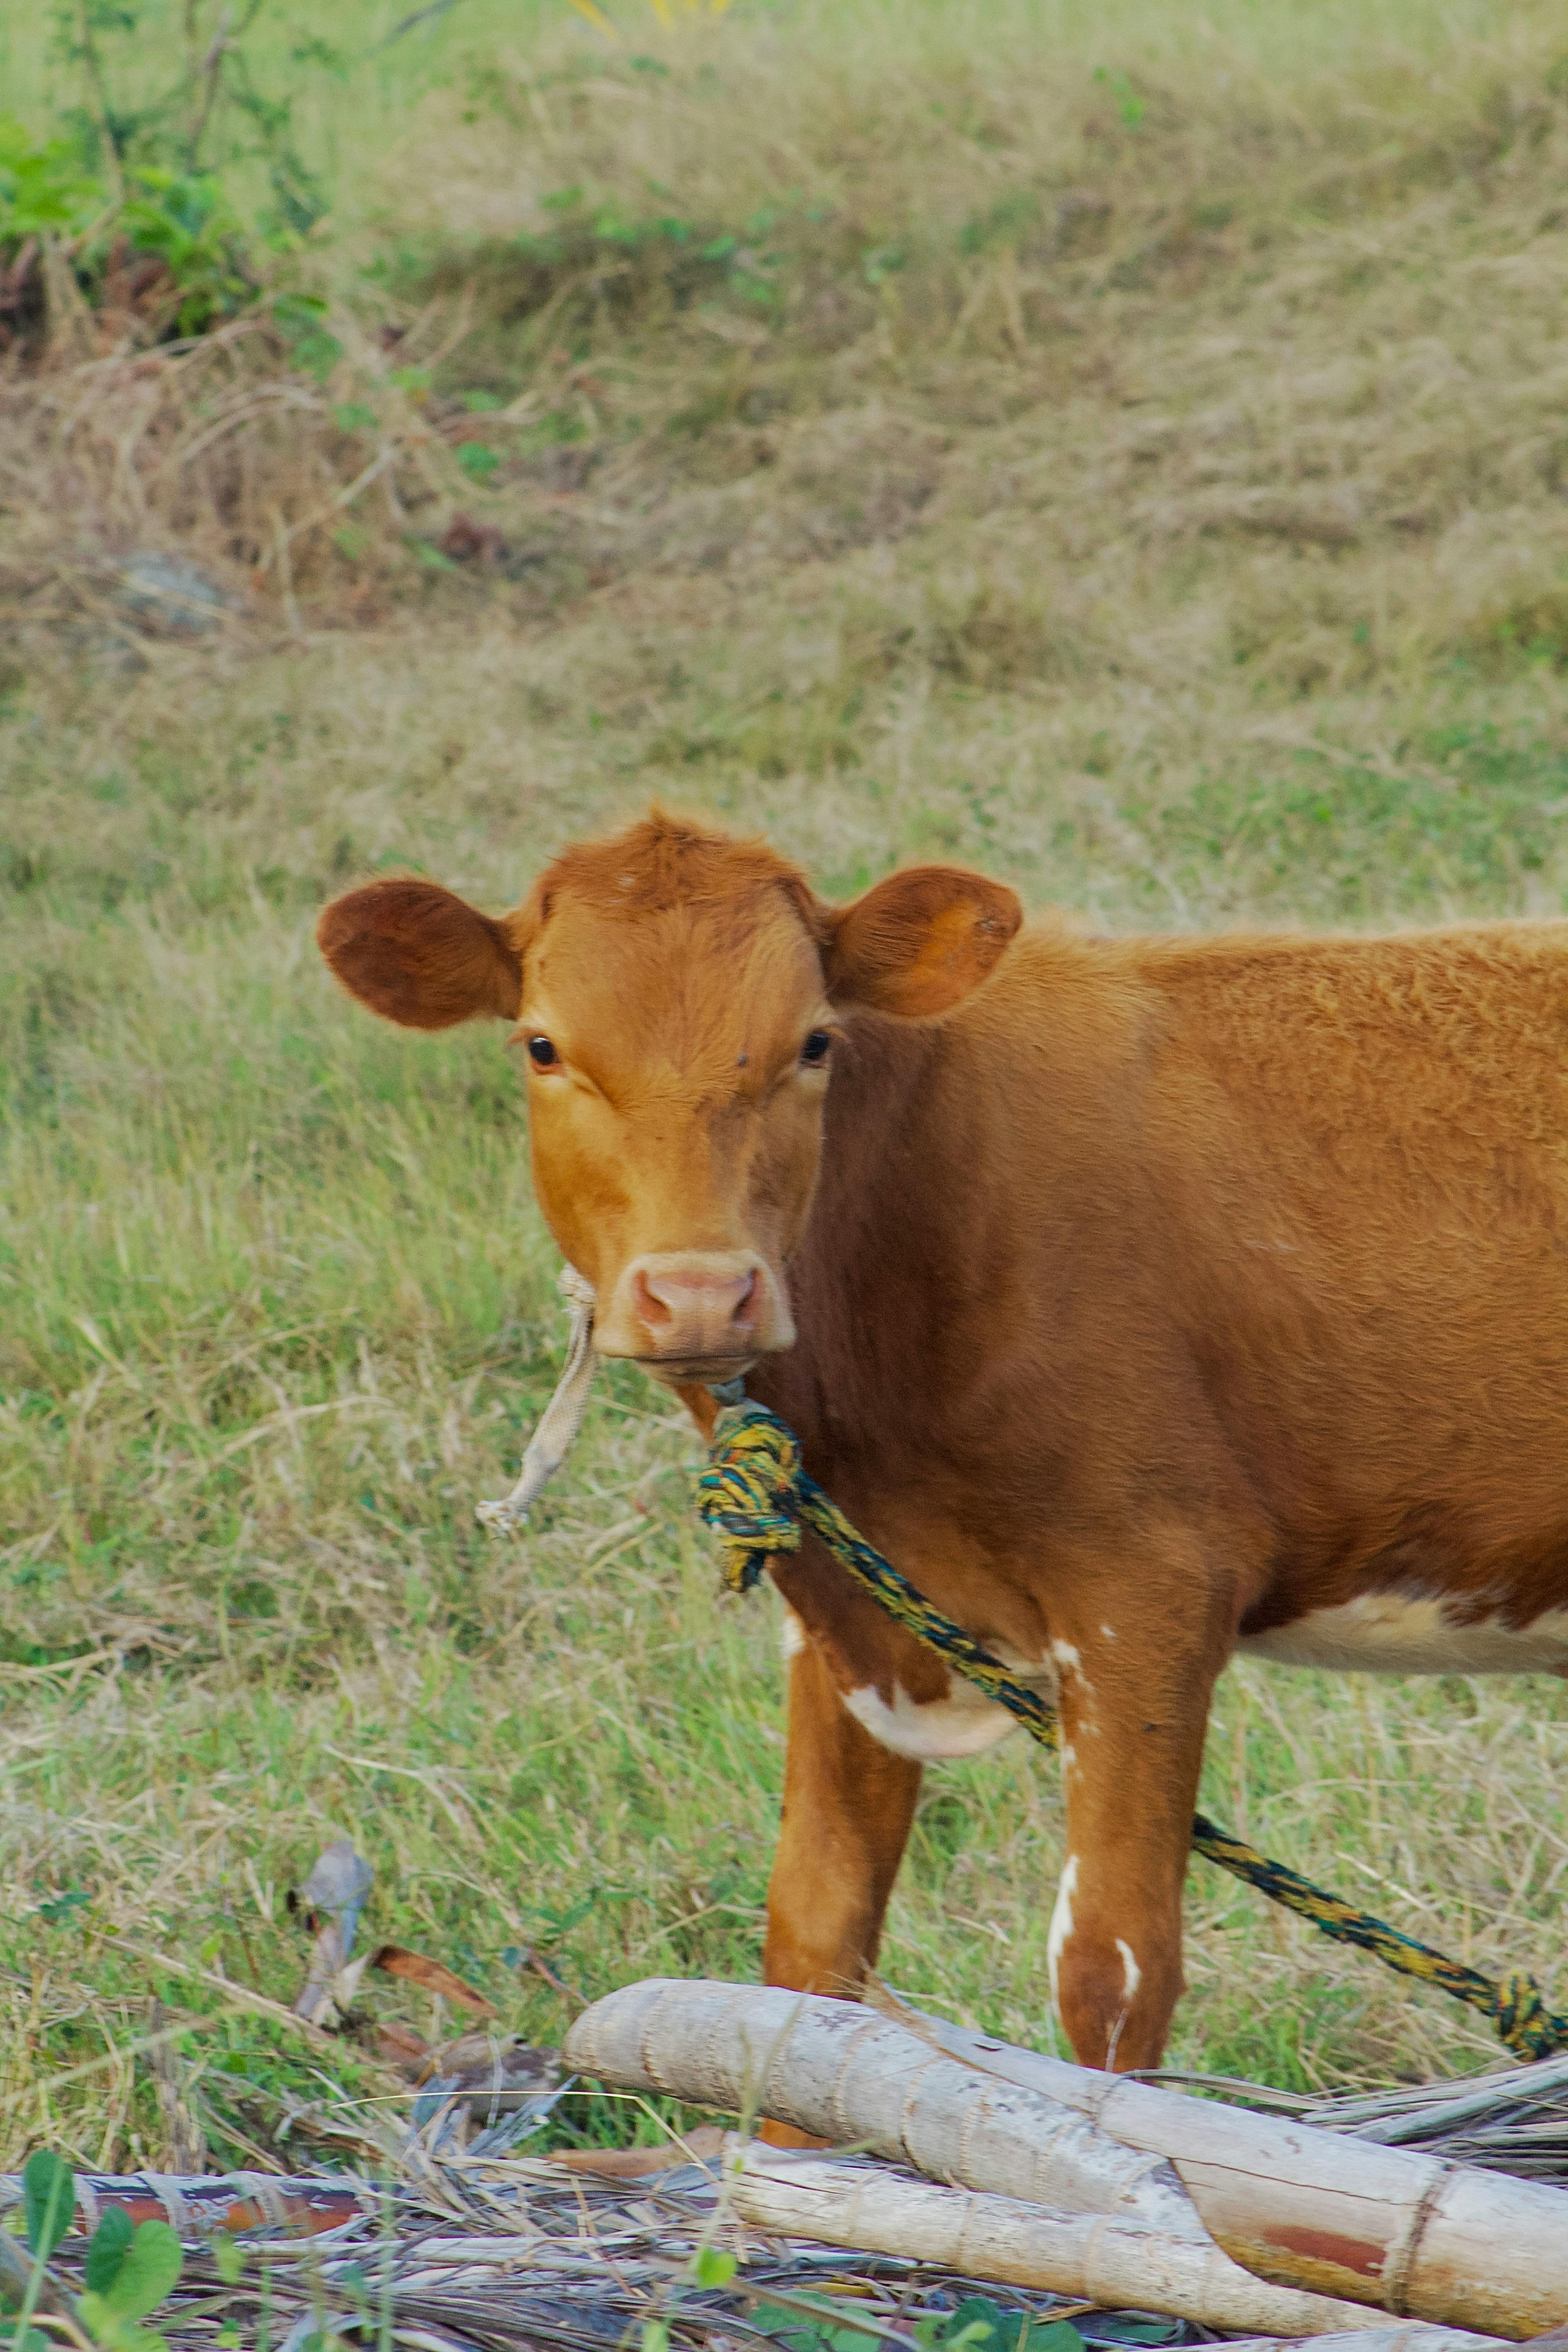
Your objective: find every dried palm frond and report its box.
[0,2153,1167,2352]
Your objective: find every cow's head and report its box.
[317,814,1019,1386]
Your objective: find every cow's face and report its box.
[318,816,1019,1386]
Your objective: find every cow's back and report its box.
[1059,919,1568,1641]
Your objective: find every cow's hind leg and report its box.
[1047,1616,1217,2070]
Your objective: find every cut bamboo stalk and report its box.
[867,1989,1568,2340]
[564,1980,1568,2340]
[1186,2337,1502,2352]
[566,1977,1204,2239]
[722,2142,1501,2346]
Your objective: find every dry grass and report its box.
[6,0,1568,2177]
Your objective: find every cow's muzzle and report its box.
[595,1250,795,1378]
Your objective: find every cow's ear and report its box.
[317,876,526,1029]
[821,865,1022,1016]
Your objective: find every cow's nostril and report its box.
[633,1271,673,1328]
[730,1270,759,1326]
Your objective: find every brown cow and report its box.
[318,810,1568,2075]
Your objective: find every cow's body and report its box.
[318,818,1568,2078]
[732,918,1568,2062]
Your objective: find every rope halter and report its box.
[694,1401,804,1592]
[475,1266,598,1535]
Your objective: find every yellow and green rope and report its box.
[697,1396,1568,2064]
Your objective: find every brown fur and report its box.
[318,813,1568,2076]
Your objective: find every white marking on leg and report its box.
[842,1679,1015,1760]
[780,1607,807,1662]
[1047,1852,1079,2008]
[838,1644,1058,1762]
[1114,1937,1142,2001]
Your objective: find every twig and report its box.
[270,504,304,638]
[74,0,126,207]
[186,6,233,167]
[371,0,467,52]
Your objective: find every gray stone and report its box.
[117,550,234,635]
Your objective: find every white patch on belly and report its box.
[1047,1853,1079,2006]
[1239,1592,1568,1675]
[1114,1938,1142,2001]
[839,1643,1056,1763]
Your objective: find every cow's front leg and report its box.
[764,1631,922,1999]
[1048,1629,1215,2070]
[759,1630,923,2149]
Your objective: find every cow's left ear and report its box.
[821,865,1023,1016]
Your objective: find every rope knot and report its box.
[1492,1968,1568,2061]
[696,1401,804,1592]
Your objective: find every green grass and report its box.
[7,632,1568,2173]
[7,0,1568,2176]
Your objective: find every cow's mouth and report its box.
[631,1350,761,1390]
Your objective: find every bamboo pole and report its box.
[723,2142,1500,2345]
[566,1977,1205,2238]
[867,1989,1568,2339]
[1180,2336,1501,2352]
[564,1981,1568,2340]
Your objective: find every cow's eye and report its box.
[527,1036,559,1070]
[799,1029,832,1069]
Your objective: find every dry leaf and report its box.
[369,1943,497,2016]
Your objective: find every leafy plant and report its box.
[0,3,349,346]
[1092,66,1146,128]
[8,2157,184,2352]
[22,2150,76,2260]
[78,2214,183,2352]
[116,168,254,335]
[0,117,106,244]
[51,0,328,237]
[745,2292,1082,2352]
[273,290,341,382]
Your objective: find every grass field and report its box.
[6,0,1568,2176]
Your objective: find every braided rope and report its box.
[698,1398,1568,2063]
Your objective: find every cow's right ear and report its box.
[317,877,525,1030]
[820,864,1022,1017]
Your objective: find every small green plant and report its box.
[117,168,254,336]
[0,116,105,243]
[78,2209,184,2352]
[51,0,328,240]
[7,2155,185,2352]
[0,2,350,346]
[1092,66,1146,127]
[745,2292,1083,2352]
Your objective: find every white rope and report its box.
[476,1267,598,1535]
